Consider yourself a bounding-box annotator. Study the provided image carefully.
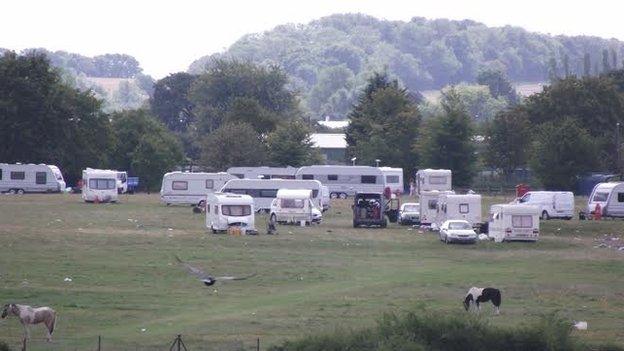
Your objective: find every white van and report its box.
[379,167,404,194]
[227,166,298,179]
[587,182,624,218]
[205,193,257,234]
[516,191,574,220]
[160,172,236,206]
[295,165,384,198]
[488,204,540,242]
[221,178,323,212]
[419,190,455,226]
[269,189,322,225]
[82,168,118,203]
[0,163,66,194]
[416,169,452,195]
[116,171,128,194]
[435,194,482,230]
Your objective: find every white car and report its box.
[439,220,477,244]
[398,202,420,225]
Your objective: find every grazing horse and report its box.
[463,287,501,315]
[1,304,57,342]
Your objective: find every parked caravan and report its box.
[415,169,452,194]
[269,189,322,225]
[379,167,404,194]
[587,182,624,218]
[227,166,298,179]
[295,165,384,198]
[221,178,324,211]
[82,168,118,202]
[0,163,66,194]
[435,194,482,230]
[205,193,257,234]
[160,172,236,206]
[419,190,454,226]
[515,191,574,220]
[488,204,540,242]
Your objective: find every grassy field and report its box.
[0,194,623,350]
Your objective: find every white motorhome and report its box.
[587,182,624,218]
[227,166,298,179]
[221,178,323,211]
[379,167,404,194]
[269,189,322,225]
[205,193,257,234]
[295,165,384,198]
[82,168,118,203]
[415,169,452,194]
[160,172,236,206]
[435,194,482,229]
[419,190,454,226]
[488,204,540,242]
[515,191,574,220]
[0,163,66,194]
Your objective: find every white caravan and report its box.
[435,194,482,229]
[419,190,454,226]
[160,172,236,206]
[515,191,574,220]
[295,165,384,198]
[488,204,540,242]
[269,189,322,225]
[227,166,298,179]
[82,168,118,203]
[116,171,128,194]
[0,163,66,194]
[587,182,624,218]
[415,169,452,194]
[221,178,323,212]
[379,167,404,194]
[321,185,330,211]
[205,192,257,234]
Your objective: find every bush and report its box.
[268,310,623,351]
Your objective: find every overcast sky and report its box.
[2,0,622,78]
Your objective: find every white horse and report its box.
[1,303,57,342]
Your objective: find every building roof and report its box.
[310,133,347,149]
[318,120,349,129]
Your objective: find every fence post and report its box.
[98,335,101,351]
[21,337,26,351]
[257,337,260,351]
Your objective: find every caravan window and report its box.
[618,193,624,202]
[328,174,338,181]
[459,203,469,214]
[36,172,47,184]
[281,198,305,208]
[301,174,314,180]
[171,181,188,190]
[222,205,251,216]
[10,171,25,180]
[592,192,609,202]
[428,199,437,210]
[259,189,278,198]
[232,174,244,179]
[386,175,400,183]
[0,169,2,180]
[205,180,214,189]
[89,178,116,190]
[429,176,447,185]
[361,175,376,184]
[512,215,533,228]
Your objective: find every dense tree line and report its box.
[189,13,624,118]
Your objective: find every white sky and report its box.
[2,0,623,78]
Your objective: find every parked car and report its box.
[438,220,477,244]
[398,202,420,225]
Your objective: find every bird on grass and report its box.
[174,255,256,286]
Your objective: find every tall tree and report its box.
[583,53,591,77]
[476,69,518,103]
[150,72,197,133]
[345,72,421,178]
[483,108,532,175]
[199,122,267,171]
[266,120,321,166]
[529,118,598,190]
[0,51,114,185]
[417,88,477,186]
[602,49,611,73]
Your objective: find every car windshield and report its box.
[592,192,609,202]
[404,205,418,212]
[448,222,471,230]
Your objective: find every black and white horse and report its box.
[463,287,501,314]
[1,303,57,341]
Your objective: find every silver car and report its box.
[398,203,420,225]
[439,220,477,244]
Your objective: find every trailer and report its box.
[0,163,66,194]
[227,166,298,179]
[415,169,452,195]
[82,168,118,203]
[221,178,324,212]
[160,172,236,206]
[205,192,257,234]
[295,165,385,198]
[435,194,482,230]
[269,189,322,225]
[419,190,454,226]
[378,167,404,194]
[587,182,624,218]
[488,204,540,242]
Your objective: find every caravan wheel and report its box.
[338,193,348,199]
[541,211,550,220]
[8,189,16,195]
[330,193,339,199]
[16,189,24,195]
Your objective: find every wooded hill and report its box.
[189,13,624,118]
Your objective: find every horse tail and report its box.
[50,312,57,335]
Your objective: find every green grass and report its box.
[0,194,623,350]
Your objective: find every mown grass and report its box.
[0,194,622,350]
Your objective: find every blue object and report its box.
[575,173,619,196]
[127,177,140,193]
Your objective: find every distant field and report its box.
[0,194,622,350]
[83,77,134,96]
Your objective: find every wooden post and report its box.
[21,337,26,351]
[98,335,101,351]
[257,337,260,351]
[177,334,181,351]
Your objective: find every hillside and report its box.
[189,13,624,118]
